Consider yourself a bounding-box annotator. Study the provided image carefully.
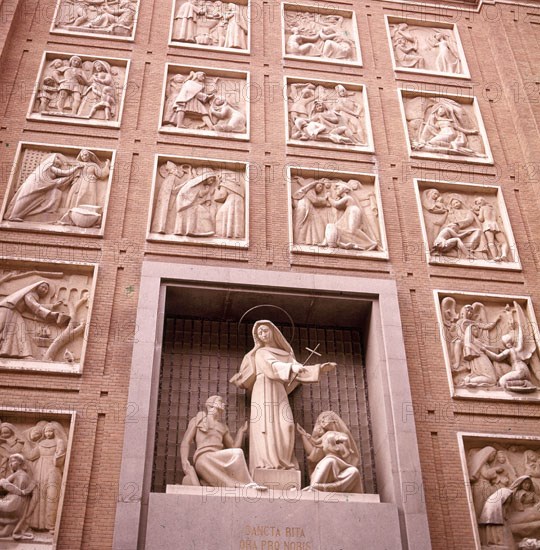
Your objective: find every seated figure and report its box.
[180,395,266,490]
[298,410,363,493]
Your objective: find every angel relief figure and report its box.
[428,31,461,74]
[405,96,486,158]
[441,298,540,393]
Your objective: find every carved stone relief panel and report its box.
[0,408,74,548]
[287,166,387,259]
[459,433,540,550]
[28,52,130,128]
[286,77,373,152]
[148,155,248,247]
[160,64,249,140]
[386,16,469,78]
[0,142,114,236]
[282,3,361,66]
[399,90,493,164]
[415,180,520,270]
[51,0,139,40]
[170,0,249,53]
[0,259,96,373]
[435,291,540,402]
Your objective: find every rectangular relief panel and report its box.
[287,166,388,259]
[398,89,493,164]
[415,180,520,270]
[285,76,373,153]
[282,2,362,66]
[160,64,249,140]
[0,258,97,374]
[434,290,540,402]
[385,16,470,79]
[0,407,76,549]
[51,0,140,41]
[27,52,130,129]
[147,154,248,248]
[458,432,540,550]
[0,142,115,237]
[169,0,250,54]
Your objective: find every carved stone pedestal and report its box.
[147,489,396,550]
[253,468,301,490]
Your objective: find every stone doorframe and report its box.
[112,261,431,550]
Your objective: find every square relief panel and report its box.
[147,155,248,247]
[286,77,373,152]
[28,52,130,128]
[0,259,97,374]
[459,432,540,550]
[435,290,540,402]
[282,3,362,66]
[0,142,115,236]
[415,180,520,270]
[160,64,249,140]
[51,0,139,40]
[170,0,249,53]
[0,407,75,548]
[288,167,387,259]
[399,90,493,164]
[386,16,469,78]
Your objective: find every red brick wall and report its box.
[0,0,539,548]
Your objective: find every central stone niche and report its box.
[151,285,376,494]
[145,284,405,550]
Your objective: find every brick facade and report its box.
[1,0,539,548]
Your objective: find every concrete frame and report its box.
[112,262,431,550]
